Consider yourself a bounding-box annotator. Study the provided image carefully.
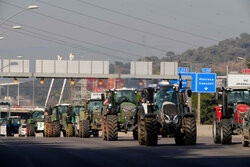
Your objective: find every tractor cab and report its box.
[216,88,250,121]
[111,88,138,122]
[88,100,103,113]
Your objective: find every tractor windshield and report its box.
[115,90,136,104]
[88,100,103,112]
[228,90,250,105]
[154,88,178,110]
[72,106,85,115]
[58,106,69,114]
[33,111,44,120]
[10,118,21,125]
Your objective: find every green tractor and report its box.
[44,104,75,137]
[102,88,140,141]
[26,109,45,137]
[79,98,104,138]
[71,104,86,137]
[137,81,196,146]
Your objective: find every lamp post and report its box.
[0,25,22,40]
[0,5,38,27]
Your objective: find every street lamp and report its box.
[0,5,38,27]
[0,25,22,36]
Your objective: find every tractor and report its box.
[213,87,250,144]
[44,104,75,137]
[79,95,104,138]
[102,88,140,141]
[241,108,250,147]
[71,104,86,137]
[26,109,44,137]
[137,80,196,146]
[6,116,21,136]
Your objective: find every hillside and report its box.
[110,33,250,74]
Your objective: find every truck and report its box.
[102,88,140,141]
[137,80,196,146]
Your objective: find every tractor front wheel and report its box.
[82,120,91,138]
[54,121,60,137]
[183,117,196,145]
[102,117,107,140]
[106,115,118,141]
[138,115,146,145]
[66,123,74,137]
[29,124,35,137]
[145,117,158,146]
[221,119,232,144]
[212,113,221,144]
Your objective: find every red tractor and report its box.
[213,87,250,144]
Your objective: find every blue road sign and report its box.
[178,67,189,73]
[196,73,216,93]
[179,73,196,92]
[202,68,211,73]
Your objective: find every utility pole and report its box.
[17,83,20,106]
[197,93,201,125]
[32,79,35,106]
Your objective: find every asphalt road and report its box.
[0,135,249,167]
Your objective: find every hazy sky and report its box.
[0,0,249,62]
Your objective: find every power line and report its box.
[36,0,199,47]
[77,0,219,42]
[1,26,132,61]
[0,1,169,53]
[1,19,144,59]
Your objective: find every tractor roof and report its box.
[224,87,250,91]
[110,88,136,91]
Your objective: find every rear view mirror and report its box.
[216,92,222,100]
[187,90,192,97]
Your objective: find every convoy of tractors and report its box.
[1,78,248,148]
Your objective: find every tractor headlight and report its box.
[132,108,136,112]
[122,108,127,112]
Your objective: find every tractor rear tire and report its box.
[145,118,158,146]
[138,117,146,145]
[66,123,74,137]
[212,113,221,144]
[102,117,107,140]
[82,120,91,138]
[54,122,60,137]
[133,129,138,140]
[183,117,196,145]
[29,124,35,137]
[106,115,118,141]
[221,119,232,144]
